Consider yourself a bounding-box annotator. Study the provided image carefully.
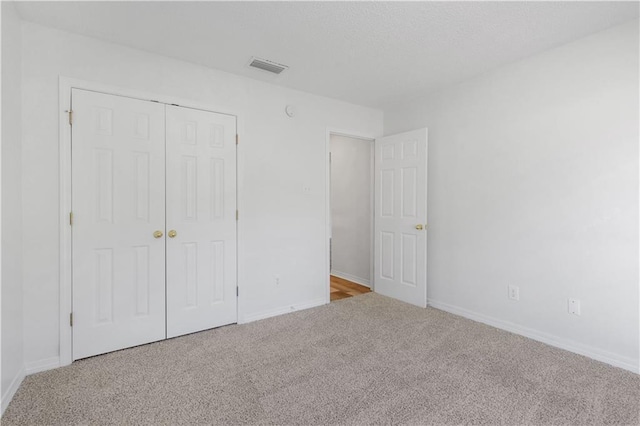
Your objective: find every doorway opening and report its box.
[329,133,374,302]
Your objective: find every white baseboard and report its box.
[241,298,327,324]
[1,366,25,416]
[428,299,639,374]
[330,270,370,288]
[24,357,60,375]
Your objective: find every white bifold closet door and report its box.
[72,89,237,360]
[165,105,237,338]
[72,89,167,360]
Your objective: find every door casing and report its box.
[59,77,244,367]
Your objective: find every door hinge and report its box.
[69,312,73,327]
[69,212,73,226]
[236,287,239,297]
[236,210,239,221]
[68,110,74,126]
[236,134,239,145]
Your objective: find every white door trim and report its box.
[58,77,244,366]
[324,128,377,304]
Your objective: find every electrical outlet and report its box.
[568,298,581,316]
[274,275,280,286]
[507,285,520,301]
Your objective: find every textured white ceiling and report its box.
[14,1,639,108]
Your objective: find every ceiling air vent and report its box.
[248,57,289,75]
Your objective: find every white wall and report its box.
[385,20,639,372]
[1,1,25,413]
[330,135,372,286]
[19,22,383,368]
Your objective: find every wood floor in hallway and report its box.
[330,275,371,301]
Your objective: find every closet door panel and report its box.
[166,105,237,338]
[72,89,166,360]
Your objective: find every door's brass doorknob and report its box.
[153,230,163,239]
[168,230,177,238]
[415,224,424,230]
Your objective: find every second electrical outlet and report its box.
[508,285,520,301]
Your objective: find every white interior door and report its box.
[374,128,428,307]
[165,105,237,338]
[72,89,166,360]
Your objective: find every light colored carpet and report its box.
[3,293,639,425]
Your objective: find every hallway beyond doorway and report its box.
[330,275,371,302]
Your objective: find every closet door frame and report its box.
[58,77,243,367]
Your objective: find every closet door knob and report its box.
[415,224,424,230]
[153,230,163,239]
[168,230,177,238]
